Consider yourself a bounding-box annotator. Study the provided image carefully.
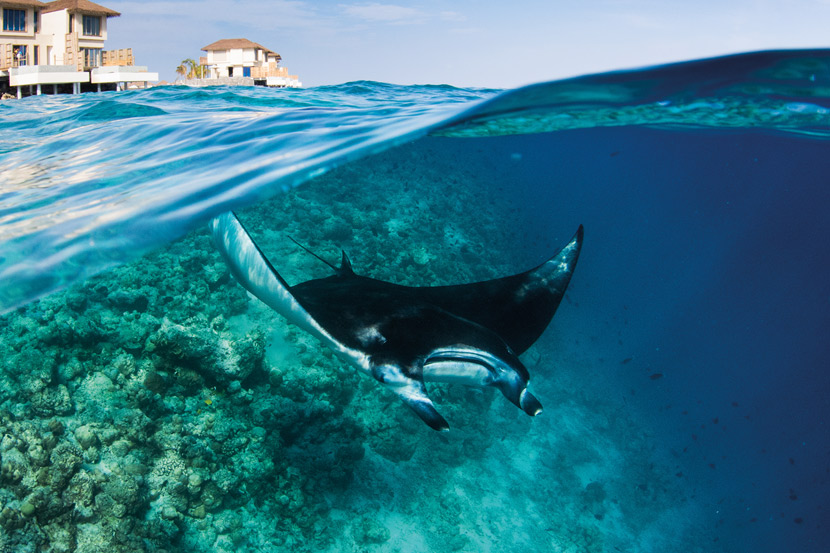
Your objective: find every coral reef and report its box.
[0,137,713,552]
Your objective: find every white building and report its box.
[1,1,44,67]
[201,38,301,88]
[0,0,157,97]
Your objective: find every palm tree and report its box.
[185,58,197,79]
[176,58,208,81]
[175,61,187,81]
[184,58,204,79]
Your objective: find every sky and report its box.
[103,0,830,88]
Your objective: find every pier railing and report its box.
[2,42,138,72]
[250,62,299,81]
[103,49,134,66]
[1,43,31,70]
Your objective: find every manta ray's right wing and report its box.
[419,225,583,355]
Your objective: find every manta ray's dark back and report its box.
[294,225,584,356]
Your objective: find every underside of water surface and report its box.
[0,50,828,553]
[0,134,700,553]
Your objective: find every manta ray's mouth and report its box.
[423,347,542,416]
[423,348,500,386]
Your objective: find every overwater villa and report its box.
[0,0,157,98]
[190,38,301,88]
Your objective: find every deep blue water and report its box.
[495,126,830,552]
[1,50,829,552]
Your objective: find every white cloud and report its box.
[108,1,327,30]
[339,2,424,23]
[439,11,466,22]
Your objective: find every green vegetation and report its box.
[175,58,206,80]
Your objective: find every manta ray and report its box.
[210,212,583,430]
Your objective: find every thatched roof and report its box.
[202,38,282,60]
[42,0,120,17]
[3,1,48,8]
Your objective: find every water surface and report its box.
[0,50,828,553]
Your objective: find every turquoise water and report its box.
[0,82,490,312]
[1,50,829,552]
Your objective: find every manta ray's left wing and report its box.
[210,212,447,429]
[209,212,370,369]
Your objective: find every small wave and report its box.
[435,49,830,137]
[1,49,829,312]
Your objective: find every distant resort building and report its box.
[0,0,157,98]
[183,38,301,88]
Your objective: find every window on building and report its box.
[82,48,102,68]
[12,45,28,66]
[3,9,26,32]
[82,15,101,36]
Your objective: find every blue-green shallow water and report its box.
[0,49,828,552]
